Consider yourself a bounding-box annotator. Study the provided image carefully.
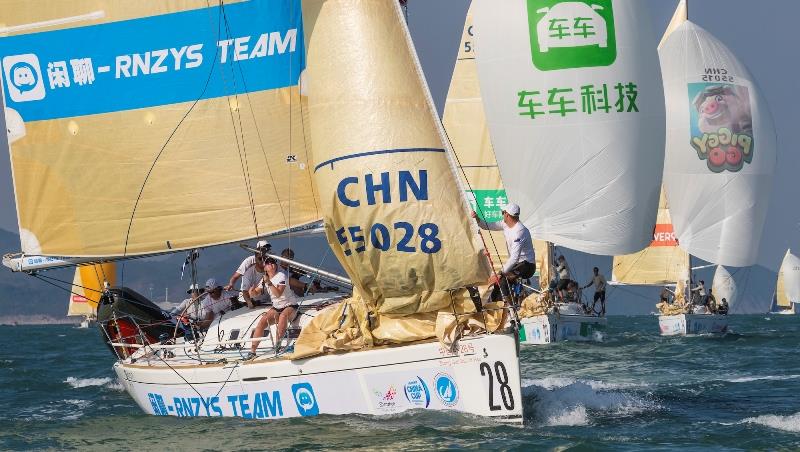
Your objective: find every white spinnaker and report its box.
[472,0,665,255]
[659,21,776,267]
[778,249,800,306]
[712,265,736,308]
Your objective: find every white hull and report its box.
[658,314,728,336]
[114,332,523,422]
[519,314,607,345]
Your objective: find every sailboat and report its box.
[67,263,115,328]
[472,0,666,342]
[0,0,522,421]
[655,0,776,334]
[771,249,800,315]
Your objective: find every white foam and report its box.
[65,376,112,388]
[742,412,800,433]
[726,375,800,383]
[105,379,125,392]
[523,378,656,427]
[546,406,589,426]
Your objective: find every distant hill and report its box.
[0,228,779,317]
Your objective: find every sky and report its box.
[0,0,798,270]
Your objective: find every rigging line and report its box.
[218,2,261,237]
[298,65,320,218]
[220,6,291,230]
[120,1,227,287]
[439,123,505,269]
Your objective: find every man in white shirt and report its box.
[197,278,238,329]
[691,279,707,306]
[170,284,205,322]
[472,202,536,301]
[225,240,270,307]
[555,255,573,301]
[582,267,607,315]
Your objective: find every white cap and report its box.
[186,283,202,294]
[502,203,520,217]
[204,278,220,290]
[256,239,270,250]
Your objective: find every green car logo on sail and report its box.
[526,0,617,71]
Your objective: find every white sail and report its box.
[658,21,776,267]
[776,249,800,309]
[472,0,665,255]
[711,265,736,308]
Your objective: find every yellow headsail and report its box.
[67,263,116,317]
[1,1,320,258]
[306,0,491,318]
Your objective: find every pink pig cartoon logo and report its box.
[689,83,754,173]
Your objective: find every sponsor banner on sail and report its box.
[473,0,666,255]
[0,0,321,257]
[651,224,678,247]
[659,21,775,267]
[306,1,490,313]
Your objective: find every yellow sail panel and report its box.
[612,188,689,285]
[442,5,508,268]
[534,240,552,291]
[658,0,688,49]
[67,262,115,316]
[1,1,321,257]
[306,0,491,315]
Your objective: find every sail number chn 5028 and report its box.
[334,169,442,256]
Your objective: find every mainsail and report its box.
[67,263,116,317]
[776,249,800,310]
[658,2,777,267]
[0,1,321,258]
[612,188,689,286]
[472,0,666,255]
[304,0,491,345]
[711,264,736,308]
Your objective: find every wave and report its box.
[725,374,800,383]
[65,377,112,388]
[741,412,800,433]
[522,378,657,427]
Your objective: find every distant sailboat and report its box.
[67,263,115,328]
[771,249,800,315]
[656,0,776,334]
[473,0,666,342]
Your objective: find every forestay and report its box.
[305,0,491,319]
[659,18,776,267]
[472,0,665,255]
[0,0,321,257]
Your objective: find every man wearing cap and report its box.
[170,284,205,322]
[197,278,238,330]
[472,202,536,300]
[225,240,271,307]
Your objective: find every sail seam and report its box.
[313,148,445,173]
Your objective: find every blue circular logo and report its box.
[434,373,459,407]
[404,377,431,408]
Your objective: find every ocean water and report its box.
[1,316,798,451]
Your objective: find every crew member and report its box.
[197,278,237,330]
[583,267,607,315]
[225,240,270,307]
[248,257,301,357]
[691,279,707,306]
[555,255,572,301]
[280,248,308,297]
[170,283,205,322]
[472,202,535,301]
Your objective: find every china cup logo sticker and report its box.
[291,382,319,417]
[434,373,459,407]
[688,82,754,173]
[403,377,431,408]
[3,54,46,102]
